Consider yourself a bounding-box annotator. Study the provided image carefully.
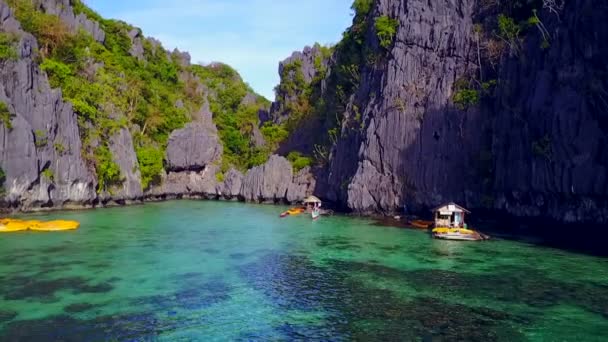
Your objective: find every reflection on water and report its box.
[0,200,607,340]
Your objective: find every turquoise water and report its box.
[0,201,607,341]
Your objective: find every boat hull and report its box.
[431,227,488,241]
[433,232,482,241]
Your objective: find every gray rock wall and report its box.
[36,0,105,42]
[326,0,478,214]
[488,0,608,222]
[0,1,96,210]
[165,122,222,172]
[106,128,142,202]
[145,155,314,205]
[0,0,313,212]
[268,44,329,124]
[240,155,293,203]
[317,0,608,223]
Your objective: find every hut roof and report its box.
[303,195,322,204]
[432,202,470,214]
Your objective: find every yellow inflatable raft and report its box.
[0,218,80,233]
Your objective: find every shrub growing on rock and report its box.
[0,102,13,129]
[95,145,123,193]
[374,15,399,49]
[0,33,18,61]
[287,151,312,172]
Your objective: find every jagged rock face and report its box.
[166,96,223,172]
[165,122,222,172]
[219,168,243,199]
[172,49,191,68]
[107,128,142,201]
[240,92,258,107]
[326,0,478,214]
[280,45,326,84]
[286,166,316,203]
[1,0,308,211]
[320,0,608,223]
[268,44,328,124]
[0,1,96,209]
[250,124,266,148]
[489,0,608,222]
[240,155,293,202]
[147,165,220,198]
[36,0,105,42]
[128,28,144,60]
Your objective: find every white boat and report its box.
[312,209,320,220]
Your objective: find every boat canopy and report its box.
[432,202,470,214]
[303,195,322,204]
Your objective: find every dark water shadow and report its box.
[0,276,114,302]
[238,252,528,340]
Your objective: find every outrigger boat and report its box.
[409,220,433,229]
[304,195,323,220]
[432,227,489,241]
[280,196,326,220]
[430,203,489,241]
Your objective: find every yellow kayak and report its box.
[0,219,33,232]
[30,220,80,231]
[0,218,80,233]
[280,207,305,218]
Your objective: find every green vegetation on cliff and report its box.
[374,15,399,49]
[7,0,192,190]
[351,0,373,16]
[449,0,549,112]
[270,7,372,164]
[287,151,312,172]
[0,101,12,129]
[0,167,5,195]
[7,0,271,188]
[0,32,18,61]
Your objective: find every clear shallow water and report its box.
[0,201,607,341]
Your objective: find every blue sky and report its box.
[86,0,354,100]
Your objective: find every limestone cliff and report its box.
[2,0,605,225]
[0,1,97,210]
[0,0,313,210]
[274,0,608,224]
